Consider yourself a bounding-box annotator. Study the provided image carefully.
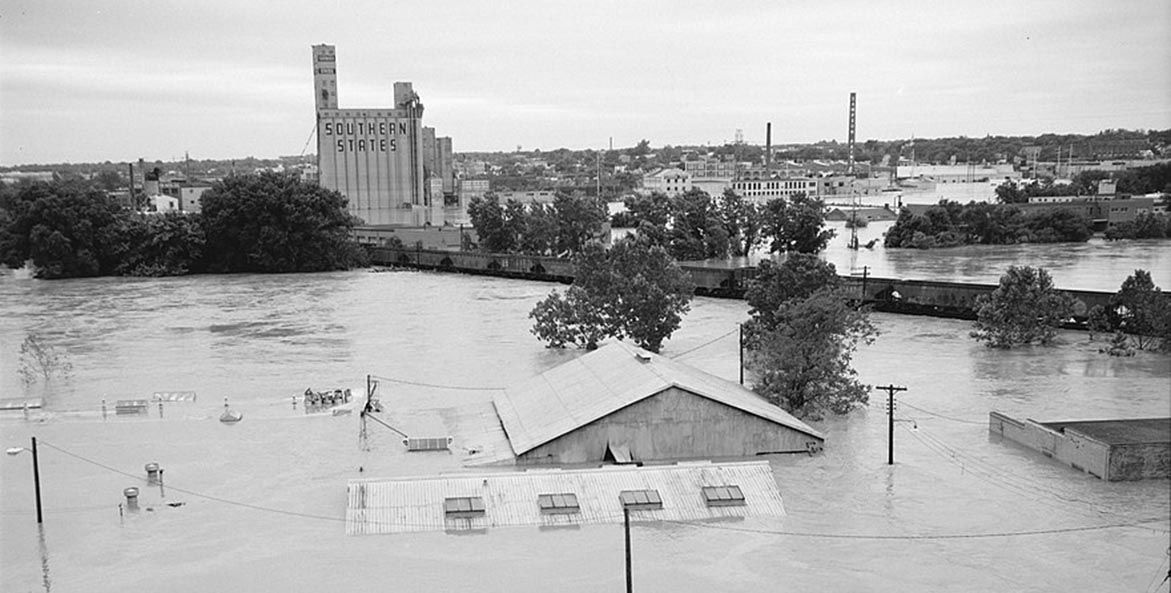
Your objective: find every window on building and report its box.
[444,496,486,517]
[538,493,580,514]
[702,485,746,507]
[619,489,662,510]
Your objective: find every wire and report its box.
[370,374,504,391]
[35,440,1171,539]
[669,328,739,360]
[900,401,987,425]
[39,440,344,523]
[298,123,316,158]
[660,517,1170,541]
[902,425,1171,533]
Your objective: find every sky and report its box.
[1,0,1169,166]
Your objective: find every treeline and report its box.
[1104,212,1171,240]
[468,188,834,260]
[884,201,1094,249]
[995,162,1171,203]
[0,173,367,279]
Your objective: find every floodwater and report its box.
[2,263,1169,592]
[822,221,1171,291]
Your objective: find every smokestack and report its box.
[765,122,772,177]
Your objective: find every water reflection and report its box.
[38,524,51,593]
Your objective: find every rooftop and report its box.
[1041,418,1171,445]
[345,460,784,535]
[492,342,823,457]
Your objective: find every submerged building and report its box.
[311,44,458,226]
[989,412,1170,481]
[492,342,825,465]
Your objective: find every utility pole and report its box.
[31,437,43,524]
[876,384,907,465]
[738,324,744,385]
[624,507,632,593]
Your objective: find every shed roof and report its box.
[345,460,784,535]
[493,342,823,457]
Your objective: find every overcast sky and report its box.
[1,0,1168,165]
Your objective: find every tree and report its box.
[994,181,1027,204]
[467,193,513,253]
[114,211,206,276]
[529,236,694,352]
[971,266,1074,348]
[519,201,558,255]
[200,172,367,273]
[553,191,608,255]
[744,255,840,333]
[668,188,729,260]
[0,179,128,278]
[18,334,73,402]
[1086,270,1171,352]
[717,189,762,257]
[760,193,835,254]
[746,288,877,420]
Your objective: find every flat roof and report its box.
[1041,418,1170,445]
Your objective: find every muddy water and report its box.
[1,269,1168,592]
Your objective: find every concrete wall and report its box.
[989,412,1112,479]
[518,387,821,465]
[1108,442,1171,481]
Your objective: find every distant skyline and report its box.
[2,0,1169,166]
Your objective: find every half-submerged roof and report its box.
[346,460,784,535]
[493,342,823,457]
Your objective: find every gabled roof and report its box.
[493,342,824,456]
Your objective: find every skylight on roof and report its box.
[537,493,580,514]
[619,489,663,510]
[443,496,486,517]
[701,485,745,507]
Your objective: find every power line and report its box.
[369,374,504,391]
[900,401,987,425]
[662,516,1170,541]
[35,440,1170,539]
[669,328,739,360]
[39,440,344,523]
[902,425,1171,532]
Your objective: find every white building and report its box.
[641,168,692,197]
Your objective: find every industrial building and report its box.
[989,412,1170,481]
[312,44,459,226]
[492,342,825,465]
[345,460,785,534]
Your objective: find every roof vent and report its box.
[634,352,652,363]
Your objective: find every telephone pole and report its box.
[876,384,907,465]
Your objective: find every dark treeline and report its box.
[995,163,1171,203]
[468,187,833,261]
[884,201,1096,249]
[0,172,368,279]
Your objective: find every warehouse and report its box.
[492,342,824,465]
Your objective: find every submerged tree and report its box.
[200,172,367,273]
[760,193,835,254]
[744,255,841,334]
[971,266,1074,349]
[18,334,73,396]
[1086,269,1171,352]
[529,236,693,352]
[746,288,877,420]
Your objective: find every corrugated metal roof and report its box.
[493,342,824,456]
[346,460,784,535]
